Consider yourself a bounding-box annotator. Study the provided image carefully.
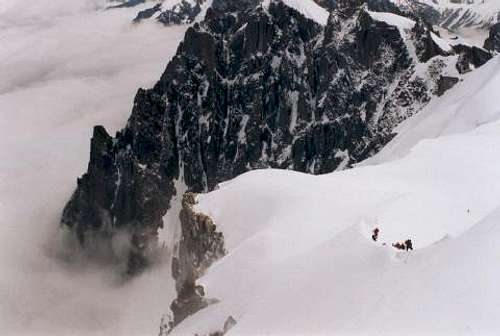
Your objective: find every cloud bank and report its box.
[0,1,186,335]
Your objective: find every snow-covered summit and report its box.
[131,0,331,25]
[261,0,330,25]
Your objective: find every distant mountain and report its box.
[402,0,500,30]
[133,0,208,25]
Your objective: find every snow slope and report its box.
[262,0,330,26]
[170,56,500,335]
[0,1,186,335]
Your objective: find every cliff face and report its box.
[62,0,491,274]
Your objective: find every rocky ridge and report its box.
[62,0,492,276]
[131,0,350,26]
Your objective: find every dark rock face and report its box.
[452,44,492,73]
[314,0,336,10]
[437,76,459,96]
[62,91,178,272]
[412,20,450,63]
[62,0,490,274]
[364,0,404,15]
[414,3,442,26]
[484,22,500,52]
[170,193,225,326]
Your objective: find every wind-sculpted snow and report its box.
[170,56,500,336]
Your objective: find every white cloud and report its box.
[0,1,186,335]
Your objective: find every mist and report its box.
[0,1,186,335]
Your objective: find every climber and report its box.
[372,227,380,241]
[392,242,405,250]
[404,239,413,251]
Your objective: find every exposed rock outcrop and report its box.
[453,43,492,73]
[170,192,225,326]
[437,76,460,96]
[484,22,500,53]
[314,0,336,11]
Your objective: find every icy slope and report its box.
[170,57,500,335]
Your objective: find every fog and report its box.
[0,1,186,335]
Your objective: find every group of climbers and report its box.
[371,227,413,251]
[392,239,413,251]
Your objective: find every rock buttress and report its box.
[170,192,226,327]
